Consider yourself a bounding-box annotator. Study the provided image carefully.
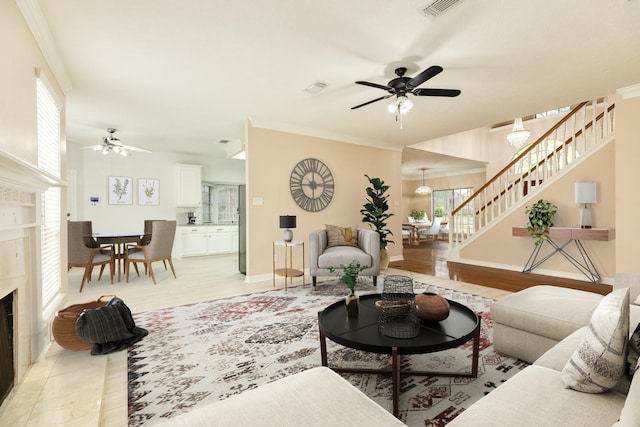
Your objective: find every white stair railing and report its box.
[450,98,615,246]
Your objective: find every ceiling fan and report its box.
[82,128,150,156]
[351,65,461,112]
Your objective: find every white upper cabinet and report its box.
[176,164,202,207]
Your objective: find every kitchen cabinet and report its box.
[176,164,202,207]
[179,225,238,257]
[181,227,207,256]
[207,226,233,255]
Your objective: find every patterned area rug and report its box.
[128,279,527,426]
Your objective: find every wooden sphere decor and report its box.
[415,292,450,322]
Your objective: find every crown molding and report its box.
[617,83,640,100]
[17,0,72,93]
[248,117,403,152]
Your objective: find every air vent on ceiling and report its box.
[420,0,463,18]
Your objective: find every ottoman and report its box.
[491,285,603,363]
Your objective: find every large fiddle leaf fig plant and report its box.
[360,175,394,250]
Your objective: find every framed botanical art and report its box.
[108,176,133,205]
[138,178,160,205]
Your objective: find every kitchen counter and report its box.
[178,223,238,227]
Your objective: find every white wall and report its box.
[67,144,244,232]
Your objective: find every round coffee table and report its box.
[318,293,480,418]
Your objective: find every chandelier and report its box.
[415,169,432,195]
[506,117,531,149]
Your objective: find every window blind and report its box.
[37,77,62,307]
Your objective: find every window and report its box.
[37,76,62,308]
[432,188,474,222]
[535,106,570,119]
[202,183,239,223]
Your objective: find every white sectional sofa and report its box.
[156,367,406,427]
[449,278,640,427]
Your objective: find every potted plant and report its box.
[360,175,394,269]
[409,209,425,221]
[525,199,558,246]
[329,260,367,317]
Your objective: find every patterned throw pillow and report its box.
[325,225,357,247]
[561,288,630,393]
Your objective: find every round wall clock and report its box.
[289,158,335,212]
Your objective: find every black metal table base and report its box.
[318,318,480,418]
[522,238,602,284]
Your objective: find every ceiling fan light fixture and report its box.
[112,146,129,156]
[399,97,413,114]
[387,96,413,115]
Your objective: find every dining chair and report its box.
[138,219,164,246]
[418,217,442,244]
[67,221,115,292]
[129,219,166,276]
[402,226,411,242]
[125,220,177,284]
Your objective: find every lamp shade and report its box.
[575,182,597,204]
[279,215,296,229]
[279,215,296,242]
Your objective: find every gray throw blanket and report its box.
[75,297,148,355]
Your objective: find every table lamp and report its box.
[279,215,296,242]
[575,182,596,229]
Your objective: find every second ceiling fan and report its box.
[351,65,461,113]
[82,128,150,156]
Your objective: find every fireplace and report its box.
[0,292,14,405]
[0,172,49,407]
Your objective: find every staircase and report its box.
[449,98,616,251]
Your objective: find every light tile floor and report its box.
[0,256,511,426]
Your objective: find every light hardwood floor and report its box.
[1,254,511,427]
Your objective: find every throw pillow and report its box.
[326,225,357,247]
[628,322,640,376]
[561,288,630,393]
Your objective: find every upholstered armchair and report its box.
[309,228,380,288]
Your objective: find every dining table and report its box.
[402,221,432,245]
[93,232,144,282]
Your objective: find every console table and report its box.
[512,227,614,284]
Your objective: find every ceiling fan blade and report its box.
[413,88,461,97]
[406,65,443,89]
[355,81,393,92]
[80,145,103,150]
[122,144,151,153]
[350,95,392,110]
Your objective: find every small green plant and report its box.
[410,209,425,221]
[525,199,558,246]
[328,260,367,294]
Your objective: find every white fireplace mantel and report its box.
[0,146,66,387]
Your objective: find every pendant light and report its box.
[415,169,432,195]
